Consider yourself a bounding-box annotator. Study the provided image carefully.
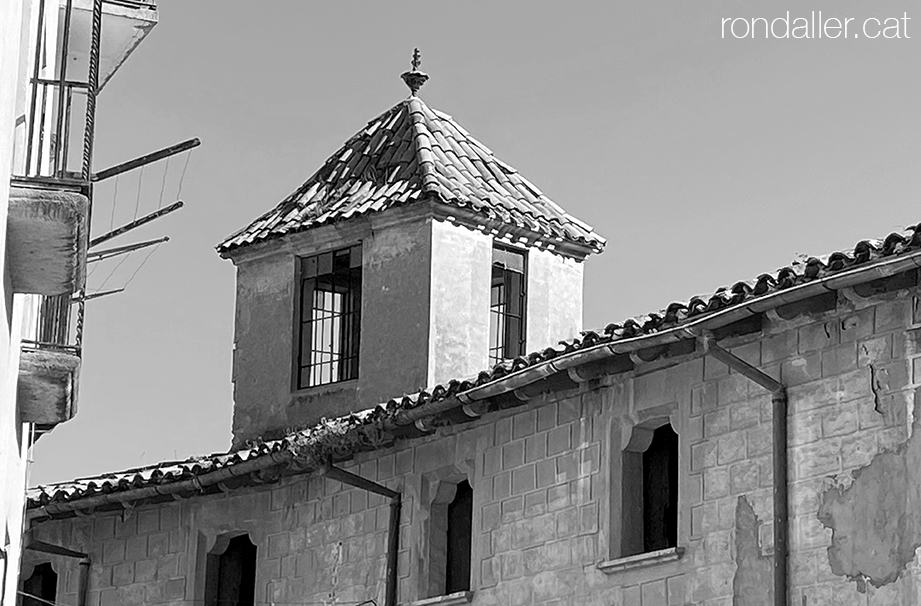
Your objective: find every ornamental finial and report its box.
[401,48,429,96]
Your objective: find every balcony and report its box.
[18,296,82,426]
[7,185,87,295]
[9,0,159,429]
[71,0,158,92]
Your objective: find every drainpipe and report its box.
[77,557,90,606]
[700,336,788,606]
[322,465,401,606]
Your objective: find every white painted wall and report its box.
[1,2,32,604]
[428,220,492,384]
[525,247,585,352]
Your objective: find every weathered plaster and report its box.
[231,251,297,444]
[818,388,921,589]
[358,214,432,407]
[37,292,921,605]
[1,2,29,606]
[733,495,772,605]
[17,348,80,424]
[525,247,583,352]
[7,186,87,296]
[428,220,490,385]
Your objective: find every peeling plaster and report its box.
[818,389,921,589]
[733,495,773,606]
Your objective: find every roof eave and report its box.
[29,248,921,518]
[428,200,603,260]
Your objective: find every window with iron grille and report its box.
[489,245,527,364]
[296,245,361,389]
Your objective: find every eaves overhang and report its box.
[27,223,921,518]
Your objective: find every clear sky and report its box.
[29,0,920,484]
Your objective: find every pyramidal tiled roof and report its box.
[218,95,605,255]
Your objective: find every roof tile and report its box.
[33,221,921,510]
[217,97,604,255]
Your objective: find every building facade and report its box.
[21,61,921,606]
[0,1,157,604]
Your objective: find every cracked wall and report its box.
[818,388,921,589]
[24,288,921,605]
[733,495,772,605]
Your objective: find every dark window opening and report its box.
[489,245,526,364]
[445,480,473,594]
[22,562,57,606]
[296,245,362,388]
[204,534,257,606]
[642,424,679,552]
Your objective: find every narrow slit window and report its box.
[428,479,473,598]
[489,245,526,364]
[642,424,679,551]
[21,563,57,606]
[297,245,361,388]
[621,422,679,556]
[204,534,257,606]
[446,480,473,594]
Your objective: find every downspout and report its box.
[322,465,401,606]
[700,336,788,606]
[77,558,90,606]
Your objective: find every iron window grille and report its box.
[296,245,362,389]
[489,245,527,365]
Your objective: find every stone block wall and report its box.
[26,289,921,605]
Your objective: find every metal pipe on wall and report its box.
[702,337,788,606]
[322,465,401,606]
[77,558,90,606]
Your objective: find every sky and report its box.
[29,0,921,485]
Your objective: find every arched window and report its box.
[621,422,679,556]
[446,480,473,594]
[427,478,473,597]
[642,424,679,551]
[204,534,257,606]
[21,562,57,606]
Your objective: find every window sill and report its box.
[597,546,685,575]
[291,378,358,398]
[406,591,474,606]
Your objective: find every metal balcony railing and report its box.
[13,0,102,191]
[12,0,101,355]
[21,293,83,357]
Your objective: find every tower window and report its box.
[21,562,57,606]
[296,245,361,388]
[621,422,679,556]
[204,534,257,606]
[489,245,526,364]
